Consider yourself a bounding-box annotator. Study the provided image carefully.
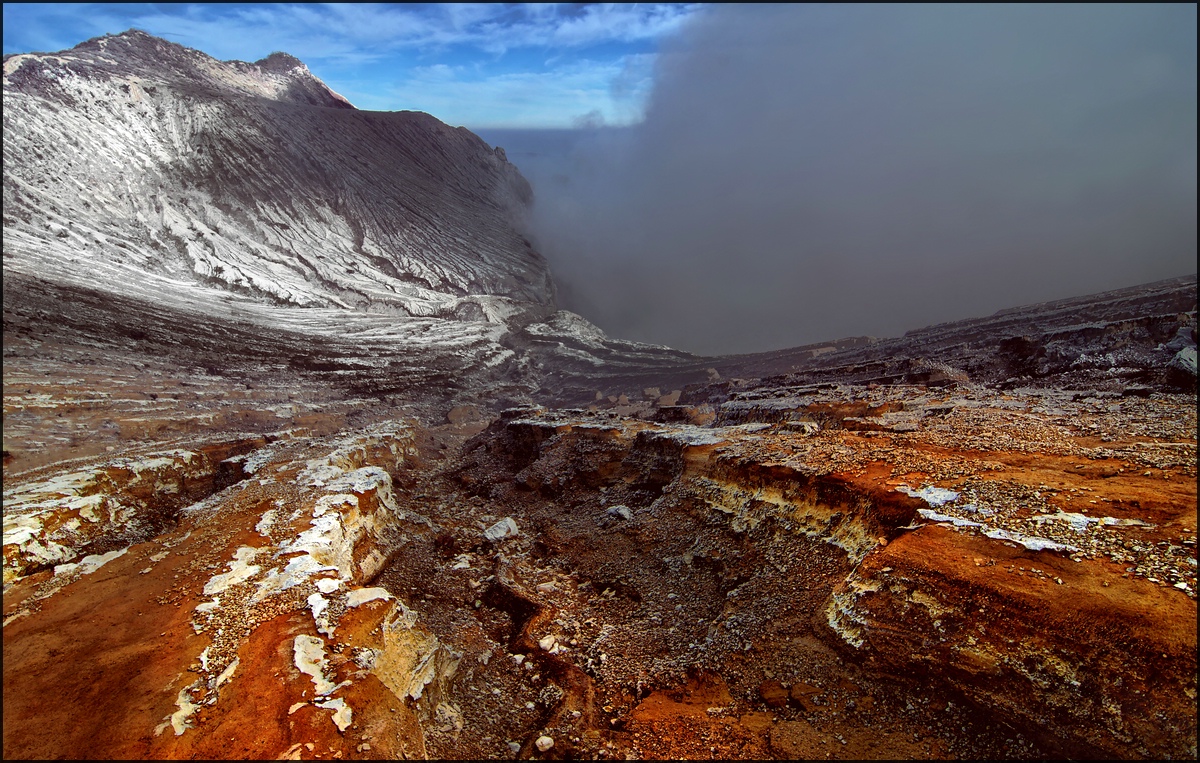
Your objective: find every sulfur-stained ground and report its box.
[4,380,1195,760]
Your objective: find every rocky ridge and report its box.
[3,30,550,314]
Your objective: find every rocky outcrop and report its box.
[443,388,1196,759]
[2,437,261,582]
[828,526,1197,759]
[2,424,462,759]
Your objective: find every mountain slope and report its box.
[3,29,553,316]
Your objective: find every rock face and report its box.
[3,30,1197,762]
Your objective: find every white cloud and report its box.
[384,55,657,128]
[108,3,704,61]
[547,3,701,47]
[3,3,704,127]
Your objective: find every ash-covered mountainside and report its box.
[5,29,1193,419]
[3,29,552,315]
[3,30,711,413]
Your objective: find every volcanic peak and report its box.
[3,30,553,319]
[3,28,354,110]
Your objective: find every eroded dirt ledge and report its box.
[4,382,1195,760]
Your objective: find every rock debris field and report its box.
[4,376,1196,759]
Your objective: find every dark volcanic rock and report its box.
[696,275,1198,403]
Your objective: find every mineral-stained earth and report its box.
[4,30,1197,761]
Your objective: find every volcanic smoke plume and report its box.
[500,3,1198,355]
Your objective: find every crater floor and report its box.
[3,379,1195,760]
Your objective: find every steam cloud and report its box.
[481,4,1197,356]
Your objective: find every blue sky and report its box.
[2,2,704,127]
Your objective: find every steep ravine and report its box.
[438,407,1195,759]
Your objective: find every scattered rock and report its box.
[769,719,817,758]
[484,517,520,542]
[606,505,633,521]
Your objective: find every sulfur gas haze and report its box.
[477,4,1197,356]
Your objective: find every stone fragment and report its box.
[435,702,463,733]
[759,679,789,708]
[484,517,519,541]
[372,601,460,702]
[606,505,633,521]
[789,681,822,712]
[785,420,819,435]
[346,587,393,608]
[535,735,554,752]
[1169,346,1197,375]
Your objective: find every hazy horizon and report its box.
[6,5,1195,357]
[479,4,1197,356]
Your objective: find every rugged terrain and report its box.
[4,31,1198,760]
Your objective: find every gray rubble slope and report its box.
[701,275,1198,396]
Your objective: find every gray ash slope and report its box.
[3,30,1196,420]
[2,30,705,409]
[3,29,549,312]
